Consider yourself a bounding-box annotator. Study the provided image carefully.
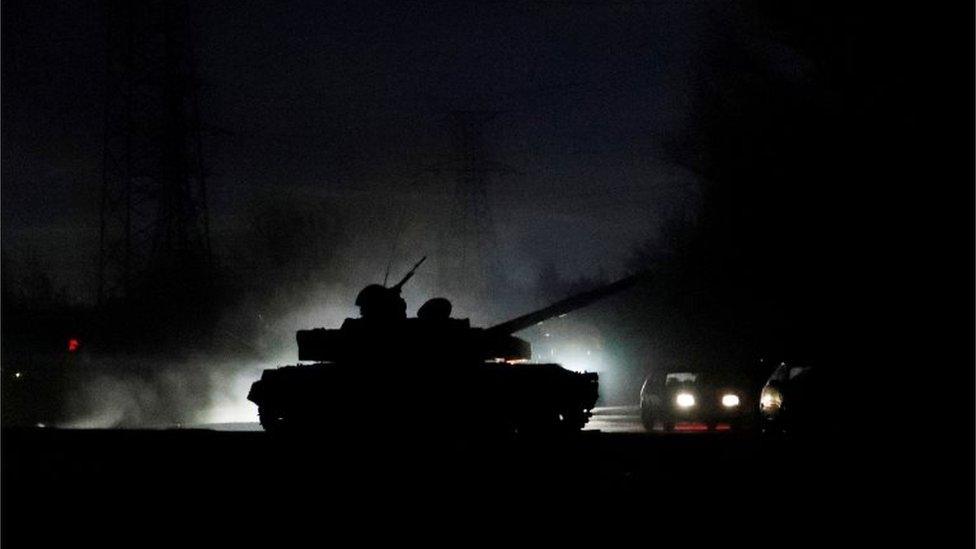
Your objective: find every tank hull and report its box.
[248,361,598,434]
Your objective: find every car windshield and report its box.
[769,363,791,381]
[788,365,815,380]
[665,372,698,385]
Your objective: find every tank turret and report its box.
[247,260,643,434]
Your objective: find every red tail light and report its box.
[67,338,80,352]
[673,422,709,431]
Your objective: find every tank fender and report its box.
[246,379,264,404]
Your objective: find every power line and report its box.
[98,0,212,306]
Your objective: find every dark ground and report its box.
[2,424,960,546]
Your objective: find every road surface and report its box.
[0,413,943,545]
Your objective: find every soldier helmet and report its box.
[418,297,452,320]
[355,284,407,321]
[355,284,389,308]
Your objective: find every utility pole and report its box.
[435,110,516,297]
[98,0,211,312]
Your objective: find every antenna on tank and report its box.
[382,203,411,286]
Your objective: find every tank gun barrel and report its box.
[486,272,646,336]
[390,256,426,291]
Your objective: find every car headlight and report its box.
[675,392,696,408]
[760,386,783,412]
[721,393,740,407]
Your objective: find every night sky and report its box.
[2,1,972,422]
[3,1,712,302]
[1,6,973,541]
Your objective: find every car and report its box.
[759,360,822,436]
[640,371,756,432]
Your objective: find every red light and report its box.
[67,338,80,352]
[673,422,709,432]
[715,423,731,431]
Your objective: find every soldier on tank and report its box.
[417,297,452,321]
[353,257,426,324]
[355,284,406,323]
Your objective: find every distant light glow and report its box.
[675,392,696,408]
[200,364,267,425]
[67,338,80,352]
[527,335,621,401]
[14,372,22,379]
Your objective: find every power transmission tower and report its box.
[435,110,516,296]
[98,0,211,310]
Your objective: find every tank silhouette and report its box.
[247,258,641,434]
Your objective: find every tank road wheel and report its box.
[514,412,558,435]
[557,409,590,433]
[258,406,288,433]
[516,410,590,434]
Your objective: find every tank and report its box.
[247,258,641,434]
